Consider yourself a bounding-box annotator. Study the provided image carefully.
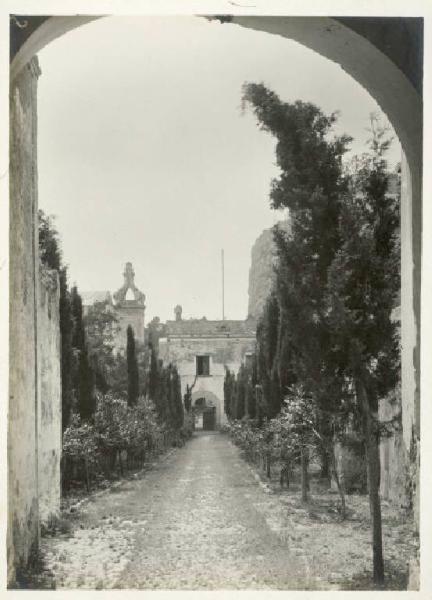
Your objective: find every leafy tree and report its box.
[126,325,139,407]
[325,117,400,584]
[94,394,131,475]
[281,384,348,511]
[243,86,398,584]
[38,210,61,271]
[84,300,119,388]
[62,414,99,491]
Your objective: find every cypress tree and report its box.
[224,368,235,419]
[126,325,139,406]
[234,365,247,420]
[172,366,184,430]
[70,285,96,420]
[256,294,283,418]
[71,286,85,351]
[325,120,399,584]
[77,345,95,420]
[246,354,258,419]
[148,343,159,401]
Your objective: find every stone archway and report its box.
[8,14,422,584]
[191,390,221,432]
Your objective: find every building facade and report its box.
[159,308,256,430]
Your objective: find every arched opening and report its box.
[7,14,422,586]
[125,287,135,301]
[191,390,221,431]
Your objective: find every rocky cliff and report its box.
[247,220,290,320]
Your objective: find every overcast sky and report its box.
[37,16,401,323]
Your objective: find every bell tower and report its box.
[113,262,146,350]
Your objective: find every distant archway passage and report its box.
[191,391,221,432]
[8,14,422,585]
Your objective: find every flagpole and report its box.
[221,249,225,320]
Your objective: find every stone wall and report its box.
[159,336,256,428]
[8,56,41,585]
[37,265,61,524]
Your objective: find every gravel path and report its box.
[42,432,324,590]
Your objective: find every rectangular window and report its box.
[244,353,254,369]
[196,355,210,376]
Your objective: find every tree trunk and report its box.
[330,448,346,519]
[356,377,385,586]
[84,457,90,492]
[319,449,332,488]
[301,446,309,502]
[118,450,124,477]
[266,452,271,479]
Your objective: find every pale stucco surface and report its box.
[37,265,61,525]
[160,322,256,428]
[8,56,41,584]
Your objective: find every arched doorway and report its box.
[191,391,221,431]
[193,396,216,431]
[7,14,422,585]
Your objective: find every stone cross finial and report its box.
[124,262,135,287]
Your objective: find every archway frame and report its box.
[7,12,423,585]
[10,15,422,422]
[191,390,222,425]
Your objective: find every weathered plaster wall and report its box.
[37,265,61,524]
[8,56,41,585]
[379,387,407,507]
[159,336,256,427]
[400,154,420,533]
